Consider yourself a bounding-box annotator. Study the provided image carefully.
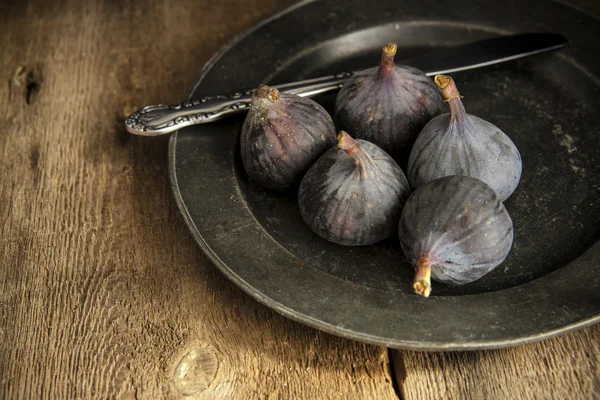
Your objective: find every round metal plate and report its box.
[169,0,600,350]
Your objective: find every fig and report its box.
[299,131,411,246]
[407,75,522,201]
[240,84,336,190]
[334,43,444,163]
[398,175,513,297]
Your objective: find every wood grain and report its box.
[393,324,600,400]
[0,0,398,398]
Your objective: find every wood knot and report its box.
[172,344,219,396]
[11,65,43,105]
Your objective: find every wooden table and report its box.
[1,0,598,398]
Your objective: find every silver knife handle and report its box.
[125,72,353,136]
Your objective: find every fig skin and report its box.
[335,43,444,163]
[299,131,411,246]
[241,85,336,191]
[398,175,513,297]
[407,75,522,201]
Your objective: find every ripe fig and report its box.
[299,131,411,246]
[334,43,444,163]
[241,84,336,190]
[407,75,522,201]
[398,175,513,297]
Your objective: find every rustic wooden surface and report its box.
[393,326,600,400]
[0,0,598,399]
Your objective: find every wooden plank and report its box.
[0,0,399,398]
[393,325,600,399]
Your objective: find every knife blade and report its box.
[404,32,568,76]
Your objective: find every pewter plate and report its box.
[169,0,600,350]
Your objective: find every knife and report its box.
[125,32,567,136]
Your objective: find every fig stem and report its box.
[255,84,280,103]
[379,42,397,71]
[337,131,375,175]
[434,75,463,103]
[413,257,432,298]
[337,130,360,157]
[434,75,467,122]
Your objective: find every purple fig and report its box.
[407,75,522,201]
[241,84,336,190]
[398,175,513,297]
[334,43,444,163]
[299,131,411,246]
